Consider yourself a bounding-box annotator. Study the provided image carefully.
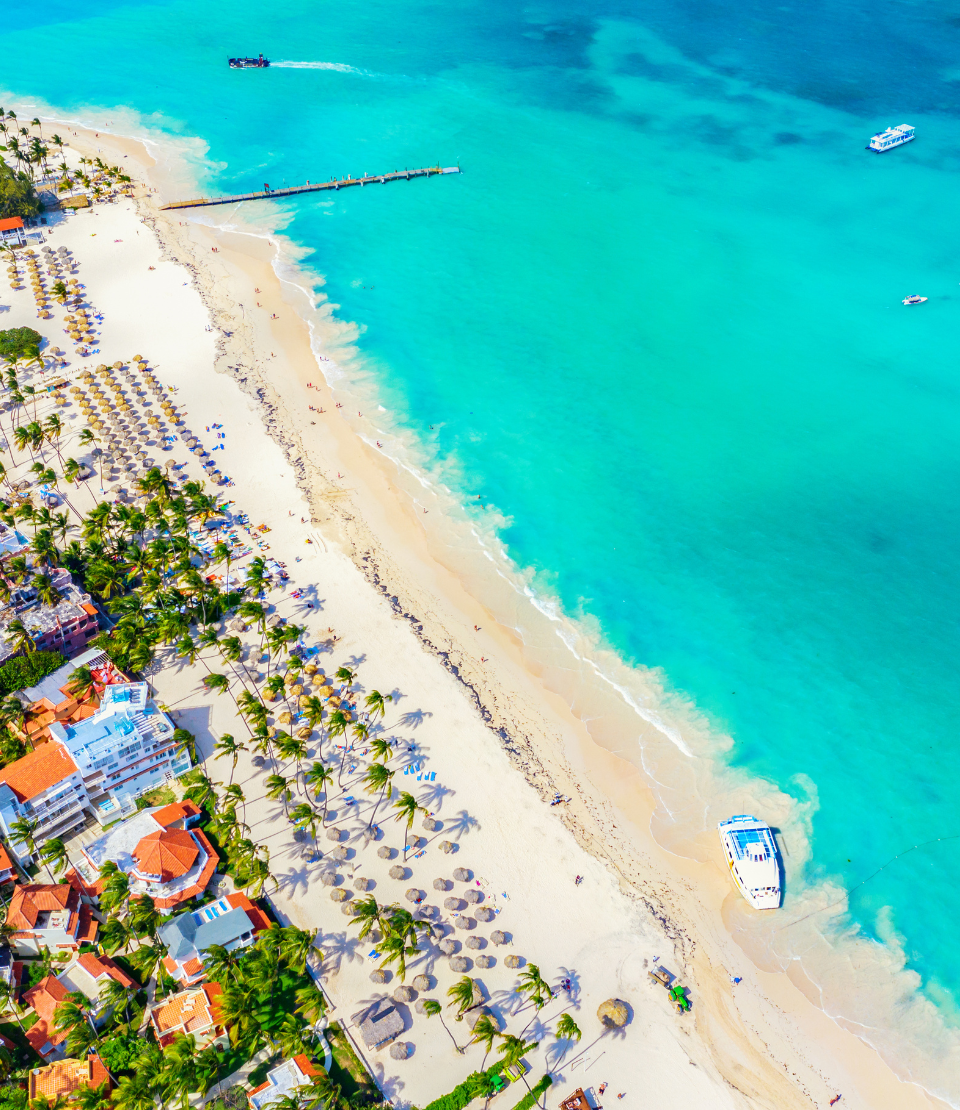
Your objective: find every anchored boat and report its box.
[867,124,915,152]
[718,815,782,909]
[229,54,269,68]
[902,295,927,305]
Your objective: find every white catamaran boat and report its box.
[868,124,915,152]
[717,815,782,910]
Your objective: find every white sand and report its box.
[0,121,951,1110]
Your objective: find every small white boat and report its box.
[902,295,927,305]
[868,124,915,152]
[717,815,781,910]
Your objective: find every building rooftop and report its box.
[133,828,199,882]
[352,999,404,1048]
[28,1055,110,1102]
[7,883,76,930]
[19,648,120,707]
[149,983,223,1043]
[0,217,24,231]
[0,745,78,803]
[159,898,259,961]
[248,1055,319,1110]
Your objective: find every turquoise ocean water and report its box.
[5,0,960,1090]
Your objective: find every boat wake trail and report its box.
[273,61,366,74]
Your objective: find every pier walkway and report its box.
[160,165,460,211]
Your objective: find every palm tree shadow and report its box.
[275,864,311,895]
[446,809,480,840]
[315,929,364,974]
[419,783,454,812]
[398,709,432,729]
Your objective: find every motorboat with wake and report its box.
[718,815,782,909]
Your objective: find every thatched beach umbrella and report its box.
[354,876,373,892]
[342,902,358,916]
[466,936,483,950]
[463,889,482,904]
[412,974,431,992]
[504,954,522,970]
[490,931,507,946]
[422,817,440,832]
[277,711,293,725]
[370,969,389,985]
[321,872,338,887]
[455,917,473,931]
[297,726,312,739]
[331,845,348,861]
[393,985,416,1004]
[389,1042,409,1061]
[439,841,456,854]
[453,868,471,882]
[438,938,458,956]
[389,865,406,880]
[475,907,495,923]
[378,846,394,860]
[443,897,463,911]
[597,999,629,1029]
[449,957,469,973]
[405,888,423,904]
[304,663,319,676]
[433,878,450,892]
[326,827,344,842]
[329,888,348,903]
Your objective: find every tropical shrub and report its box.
[0,327,42,365]
[509,1075,553,1110]
[0,161,40,220]
[421,1063,506,1110]
[0,650,65,695]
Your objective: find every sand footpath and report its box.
[2,115,950,1110]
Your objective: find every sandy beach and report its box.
[0,114,952,1110]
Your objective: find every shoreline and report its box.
[16,109,956,1108]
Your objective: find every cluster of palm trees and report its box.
[0,110,58,181]
[59,156,132,201]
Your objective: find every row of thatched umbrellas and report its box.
[68,359,181,442]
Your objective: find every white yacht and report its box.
[717,815,782,909]
[868,124,915,152]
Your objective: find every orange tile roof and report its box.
[28,1054,111,1101]
[0,744,77,802]
[26,1019,67,1054]
[8,884,76,930]
[226,892,271,933]
[182,958,204,978]
[292,1054,320,1079]
[77,952,135,989]
[0,842,14,875]
[133,829,199,882]
[153,830,219,909]
[150,987,217,1038]
[152,800,201,828]
[76,905,97,944]
[24,975,69,1026]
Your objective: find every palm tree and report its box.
[348,895,384,942]
[127,893,159,939]
[471,1013,501,1068]
[290,802,319,844]
[9,816,41,871]
[202,943,243,985]
[554,1012,582,1056]
[422,998,464,1054]
[33,572,63,608]
[496,1033,538,1092]
[362,761,394,830]
[279,925,316,974]
[69,1083,110,1110]
[213,733,245,783]
[294,982,326,1025]
[517,963,552,1010]
[265,772,292,814]
[393,790,424,860]
[97,914,132,955]
[99,975,134,1026]
[5,619,35,656]
[370,737,393,763]
[37,836,68,878]
[446,976,476,1021]
[364,689,392,720]
[377,931,418,982]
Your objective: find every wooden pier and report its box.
[160,165,460,211]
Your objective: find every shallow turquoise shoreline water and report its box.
[5,0,960,1089]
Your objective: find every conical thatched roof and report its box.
[393,985,416,1003]
[465,936,483,950]
[490,930,507,945]
[443,897,462,910]
[389,1042,409,1060]
[433,878,450,892]
[455,917,474,930]
[331,846,349,861]
[422,817,440,832]
[504,954,522,969]
[370,968,389,984]
[597,998,629,1028]
[378,846,394,860]
[389,865,406,880]
[439,938,458,956]
[330,888,348,902]
[463,889,481,904]
[475,907,495,922]
[405,888,423,903]
[475,955,494,969]
[449,956,469,973]
[439,841,455,854]
[354,876,373,891]
[321,872,339,887]
[412,974,431,992]
[326,827,345,842]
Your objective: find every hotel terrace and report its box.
[71,799,217,909]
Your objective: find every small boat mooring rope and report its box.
[778,833,960,931]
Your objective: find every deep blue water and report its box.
[5,0,960,1078]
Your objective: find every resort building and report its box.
[71,800,217,910]
[0,842,18,884]
[19,649,126,749]
[248,1055,321,1110]
[20,953,135,1058]
[0,570,100,666]
[6,882,97,956]
[28,1054,111,1102]
[0,746,89,863]
[148,983,227,1050]
[0,216,26,247]
[159,892,270,985]
[48,681,191,822]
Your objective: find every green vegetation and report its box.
[509,1076,553,1110]
[0,160,40,220]
[0,649,65,693]
[326,1021,382,1105]
[0,1084,26,1110]
[0,327,43,366]
[421,1063,507,1110]
[99,1031,146,1072]
[135,783,176,810]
